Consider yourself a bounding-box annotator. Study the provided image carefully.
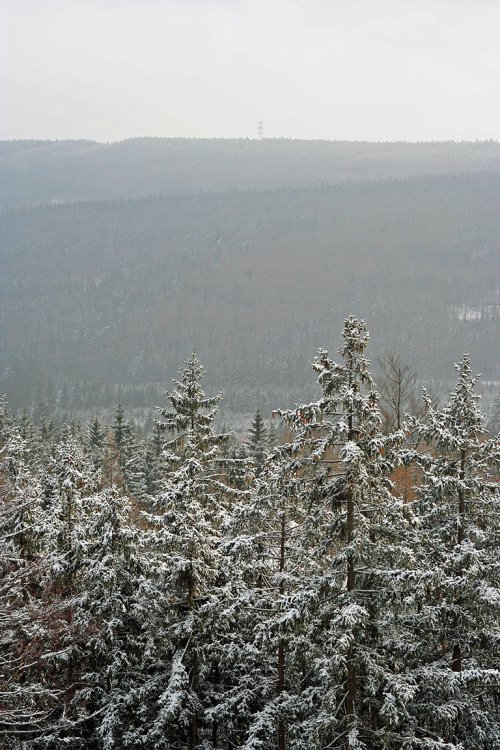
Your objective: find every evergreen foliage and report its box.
[246,408,268,473]
[402,355,500,748]
[0,329,498,749]
[132,354,238,749]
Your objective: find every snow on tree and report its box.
[272,316,413,749]
[86,415,106,475]
[26,435,102,748]
[1,333,498,749]
[68,487,146,750]
[246,409,268,474]
[401,354,500,749]
[131,353,238,749]
[0,417,59,745]
[222,438,317,750]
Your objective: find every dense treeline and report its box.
[1,172,499,413]
[1,318,499,749]
[3,138,500,208]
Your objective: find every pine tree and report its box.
[83,416,107,492]
[220,442,313,750]
[246,409,268,474]
[133,353,236,749]
[1,424,44,561]
[143,421,167,496]
[0,416,58,745]
[110,405,133,481]
[72,487,146,750]
[87,415,105,454]
[32,435,99,748]
[273,316,412,749]
[402,354,500,748]
[112,404,128,453]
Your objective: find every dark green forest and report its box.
[1,156,499,414]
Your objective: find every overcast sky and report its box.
[2,0,500,142]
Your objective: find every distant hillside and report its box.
[1,171,499,413]
[2,138,500,207]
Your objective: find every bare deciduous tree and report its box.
[376,351,420,432]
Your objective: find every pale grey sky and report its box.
[2,0,500,142]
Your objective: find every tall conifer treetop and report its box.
[403,353,500,749]
[272,316,410,749]
[412,354,485,450]
[156,353,225,452]
[136,353,237,750]
[246,408,268,474]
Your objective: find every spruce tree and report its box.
[111,405,134,484]
[134,353,235,749]
[246,409,268,474]
[32,435,99,749]
[143,421,167,496]
[403,354,500,748]
[274,316,412,749]
[221,443,312,750]
[87,415,105,465]
[73,488,146,750]
[0,416,58,745]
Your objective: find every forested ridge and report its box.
[1,170,499,413]
[2,318,499,749]
[3,138,500,207]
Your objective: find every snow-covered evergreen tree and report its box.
[132,353,236,749]
[0,415,58,746]
[219,441,313,750]
[68,487,146,750]
[246,409,268,474]
[273,316,413,749]
[1,333,498,749]
[402,354,500,748]
[30,435,100,749]
[86,415,106,476]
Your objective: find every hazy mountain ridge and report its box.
[3,137,500,207]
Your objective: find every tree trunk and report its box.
[452,449,467,674]
[187,566,199,750]
[457,449,466,545]
[345,409,356,743]
[278,508,286,750]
